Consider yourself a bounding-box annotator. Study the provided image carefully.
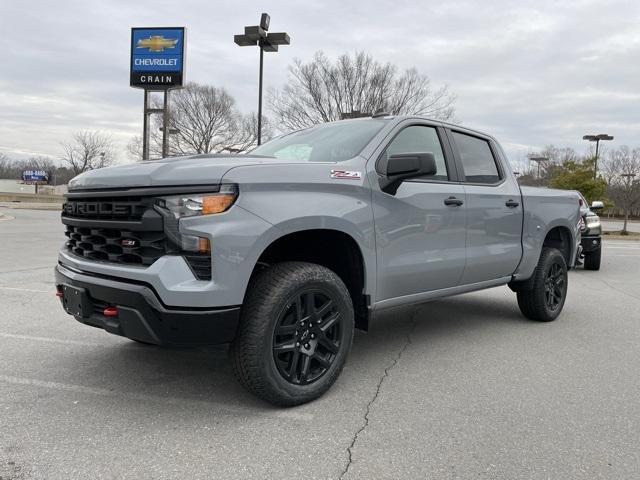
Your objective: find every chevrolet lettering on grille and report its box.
[63,201,144,218]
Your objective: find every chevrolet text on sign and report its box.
[130,27,185,89]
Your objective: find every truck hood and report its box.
[68,154,283,191]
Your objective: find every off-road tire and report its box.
[583,247,601,271]
[516,247,568,322]
[129,339,155,345]
[230,261,354,406]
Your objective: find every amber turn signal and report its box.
[198,237,211,253]
[202,194,236,215]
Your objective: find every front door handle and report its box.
[505,199,520,208]
[444,196,464,206]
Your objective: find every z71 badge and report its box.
[330,170,361,180]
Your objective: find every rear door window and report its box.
[451,131,501,184]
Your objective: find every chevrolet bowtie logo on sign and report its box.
[136,35,179,52]
[130,27,186,89]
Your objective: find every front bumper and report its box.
[57,202,278,308]
[580,235,601,253]
[55,264,240,346]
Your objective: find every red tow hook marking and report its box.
[55,291,64,298]
[103,307,119,318]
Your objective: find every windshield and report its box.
[251,119,388,162]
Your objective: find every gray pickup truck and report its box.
[55,115,581,405]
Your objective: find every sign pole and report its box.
[142,90,150,161]
[257,47,263,146]
[162,90,170,158]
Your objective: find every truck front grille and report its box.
[65,225,166,266]
[61,194,211,280]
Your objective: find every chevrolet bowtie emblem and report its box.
[136,35,178,52]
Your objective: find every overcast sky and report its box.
[1,0,638,169]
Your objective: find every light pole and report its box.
[159,127,180,135]
[528,156,549,180]
[159,127,180,156]
[583,134,614,179]
[234,13,290,146]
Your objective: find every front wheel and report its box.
[230,261,354,406]
[516,247,568,322]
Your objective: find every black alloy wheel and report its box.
[230,261,354,406]
[516,247,568,322]
[272,289,342,385]
[544,262,565,312]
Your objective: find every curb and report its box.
[602,235,640,241]
[0,203,62,211]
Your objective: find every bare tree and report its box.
[602,146,640,233]
[224,113,274,153]
[168,84,238,155]
[126,135,147,162]
[129,83,267,160]
[0,153,13,178]
[268,51,456,131]
[61,131,114,174]
[24,155,55,172]
[0,154,61,180]
[540,145,580,165]
[517,145,581,187]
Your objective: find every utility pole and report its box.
[583,134,614,179]
[235,14,290,145]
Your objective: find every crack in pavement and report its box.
[592,277,640,302]
[0,266,51,275]
[339,311,418,480]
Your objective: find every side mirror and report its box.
[380,152,437,195]
[591,200,604,210]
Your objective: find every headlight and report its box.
[155,184,238,218]
[154,185,238,257]
[585,216,600,229]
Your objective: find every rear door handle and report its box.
[505,199,520,208]
[444,196,464,206]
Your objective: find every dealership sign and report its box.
[130,27,185,89]
[22,170,49,184]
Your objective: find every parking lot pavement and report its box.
[1,210,639,480]
[601,218,640,233]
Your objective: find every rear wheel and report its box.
[230,262,354,406]
[516,247,568,322]
[583,246,601,270]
